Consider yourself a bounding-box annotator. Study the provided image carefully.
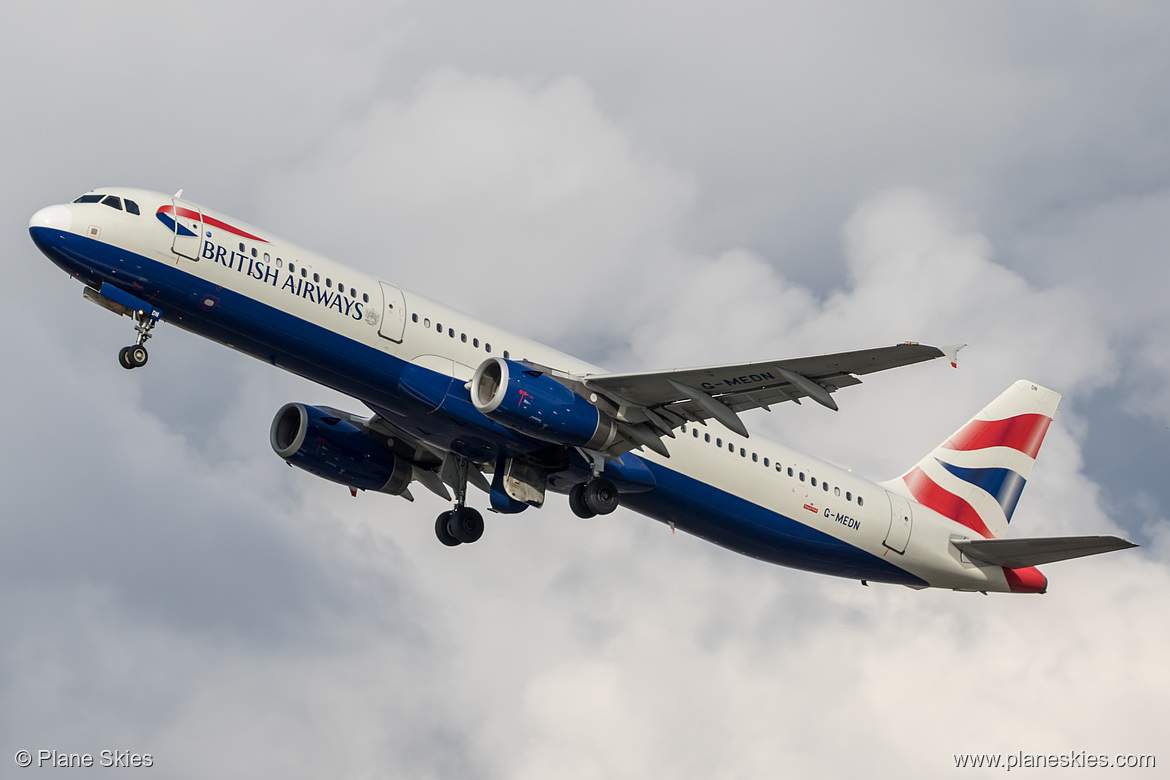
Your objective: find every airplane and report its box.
[29,187,1137,593]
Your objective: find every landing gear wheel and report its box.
[447,507,484,544]
[583,478,619,515]
[569,483,597,518]
[435,511,461,546]
[118,345,148,369]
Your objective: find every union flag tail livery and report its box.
[892,381,1059,540]
[29,188,1138,593]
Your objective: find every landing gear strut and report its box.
[435,457,484,546]
[118,309,156,370]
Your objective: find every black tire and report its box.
[583,478,619,515]
[568,483,597,518]
[448,507,484,544]
[128,345,148,368]
[118,346,134,370]
[435,511,461,546]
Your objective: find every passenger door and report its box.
[378,281,406,342]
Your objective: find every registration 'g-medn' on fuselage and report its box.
[29,188,1137,592]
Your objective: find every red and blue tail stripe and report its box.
[935,460,1028,521]
[889,381,1061,540]
[942,413,1051,459]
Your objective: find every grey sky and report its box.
[3,2,1168,777]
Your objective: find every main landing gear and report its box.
[568,477,619,519]
[118,309,156,370]
[434,456,484,546]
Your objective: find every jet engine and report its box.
[270,403,411,495]
[470,358,619,450]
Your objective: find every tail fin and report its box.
[885,380,1061,538]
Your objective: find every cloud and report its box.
[258,70,693,353]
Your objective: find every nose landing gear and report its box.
[118,308,157,370]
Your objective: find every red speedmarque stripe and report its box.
[903,467,993,538]
[943,414,1052,459]
[157,204,269,243]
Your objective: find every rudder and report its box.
[883,380,1061,538]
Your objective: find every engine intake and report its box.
[270,403,411,495]
[470,358,618,450]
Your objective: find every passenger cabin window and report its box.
[362,293,369,303]
[858,497,864,507]
[412,314,418,323]
[124,199,140,215]
[350,288,356,298]
[73,194,103,203]
[101,195,122,210]
[326,279,332,288]
[252,248,258,258]
[313,273,320,282]
[485,344,492,353]
[300,268,307,278]
[473,338,479,347]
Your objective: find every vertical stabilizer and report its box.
[883,380,1061,538]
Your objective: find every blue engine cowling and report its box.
[470,358,619,450]
[270,403,412,495]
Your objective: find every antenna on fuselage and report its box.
[174,188,183,198]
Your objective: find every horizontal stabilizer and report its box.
[953,535,1138,568]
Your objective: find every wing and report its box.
[579,343,959,445]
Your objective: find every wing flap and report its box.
[953,535,1138,568]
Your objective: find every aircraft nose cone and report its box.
[29,204,72,232]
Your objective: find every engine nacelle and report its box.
[270,403,411,495]
[470,358,619,450]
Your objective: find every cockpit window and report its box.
[124,199,140,215]
[73,194,103,203]
[100,195,122,211]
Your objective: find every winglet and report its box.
[941,343,966,368]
